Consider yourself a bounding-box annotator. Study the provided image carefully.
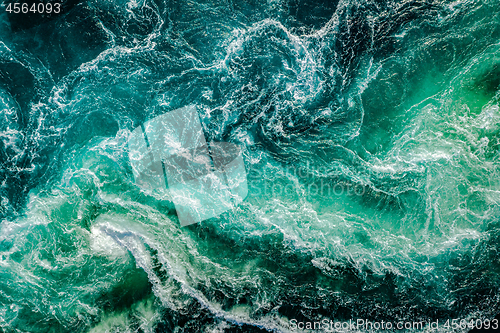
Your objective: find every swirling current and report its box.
[1,0,500,332]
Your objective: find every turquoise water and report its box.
[1,0,500,332]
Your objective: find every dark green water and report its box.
[1,0,500,332]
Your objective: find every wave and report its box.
[1,0,500,332]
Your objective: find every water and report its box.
[1,0,500,332]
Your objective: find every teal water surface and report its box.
[1,0,500,332]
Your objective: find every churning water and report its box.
[1,0,500,332]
